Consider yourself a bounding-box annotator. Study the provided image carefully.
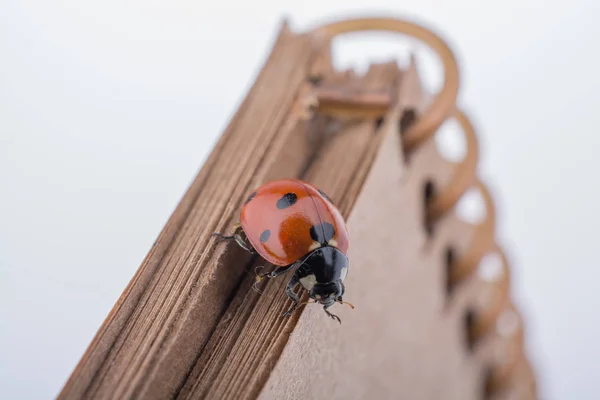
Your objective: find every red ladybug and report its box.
[213,178,353,323]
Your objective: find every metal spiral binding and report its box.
[308,16,536,399]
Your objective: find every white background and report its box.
[1,1,598,399]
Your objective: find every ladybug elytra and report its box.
[213,178,353,323]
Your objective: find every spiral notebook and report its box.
[59,16,536,400]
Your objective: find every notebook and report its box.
[59,16,536,400]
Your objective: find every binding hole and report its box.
[445,246,456,296]
[399,108,419,164]
[481,367,495,399]
[464,308,477,352]
[398,108,418,135]
[308,74,323,85]
[423,180,436,236]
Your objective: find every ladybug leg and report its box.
[282,275,300,318]
[254,262,298,293]
[263,263,297,279]
[323,304,342,324]
[232,233,256,254]
[212,226,256,255]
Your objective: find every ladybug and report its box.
[213,178,353,323]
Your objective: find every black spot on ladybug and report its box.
[260,229,271,243]
[276,192,297,209]
[322,223,336,242]
[245,191,257,205]
[317,188,334,204]
[310,226,319,242]
[310,222,336,244]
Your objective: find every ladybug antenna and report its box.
[338,299,355,309]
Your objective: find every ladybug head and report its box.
[307,280,354,323]
[309,280,344,307]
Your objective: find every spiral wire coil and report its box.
[309,16,536,399]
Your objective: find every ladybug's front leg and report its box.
[253,262,298,294]
[282,274,300,318]
[323,304,342,324]
[258,262,297,280]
